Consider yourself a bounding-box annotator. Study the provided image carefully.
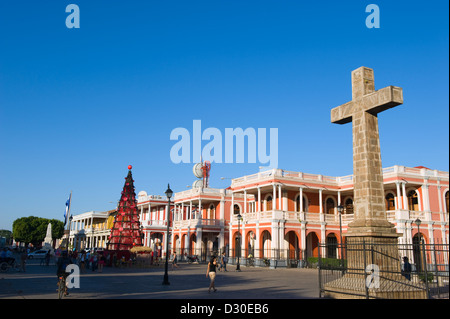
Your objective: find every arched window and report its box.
[385,193,395,211]
[408,190,419,211]
[266,196,273,211]
[209,204,215,220]
[233,204,240,215]
[295,195,308,212]
[326,198,335,214]
[345,198,353,214]
[445,191,449,214]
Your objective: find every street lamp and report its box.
[162,184,173,286]
[414,218,422,242]
[337,204,344,270]
[236,213,242,271]
[414,218,422,272]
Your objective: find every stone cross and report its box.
[331,66,403,237]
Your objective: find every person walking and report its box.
[402,256,412,280]
[172,251,179,270]
[206,256,218,293]
[45,250,51,266]
[80,251,86,273]
[220,252,228,272]
[20,249,28,272]
[91,253,98,271]
[98,252,105,273]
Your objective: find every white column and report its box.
[189,201,193,219]
[255,222,260,258]
[319,189,323,213]
[257,187,261,212]
[300,222,306,260]
[196,228,202,255]
[402,182,408,210]
[185,227,190,253]
[299,187,303,212]
[321,224,326,256]
[273,184,276,210]
[278,184,282,210]
[219,198,225,249]
[231,192,235,223]
[395,182,401,210]
[244,189,247,214]
[257,187,261,220]
[437,185,443,215]
[271,221,279,262]
[423,183,430,212]
[198,199,202,219]
[148,202,152,220]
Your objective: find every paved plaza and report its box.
[0,259,320,299]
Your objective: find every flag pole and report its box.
[66,191,72,251]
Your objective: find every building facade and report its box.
[68,210,114,251]
[68,164,449,268]
[136,191,173,258]
[228,165,449,266]
[135,165,448,267]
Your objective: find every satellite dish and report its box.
[193,163,203,178]
[192,180,203,188]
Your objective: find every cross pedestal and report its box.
[324,67,426,299]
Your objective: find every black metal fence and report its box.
[318,241,449,299]
[174,247,310,268]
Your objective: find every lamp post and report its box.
[236,213,242,271]
[162,184,173,285]
[337,204,344,270]
[414,218,422,272]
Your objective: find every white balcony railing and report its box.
[227,209,434,226]
[173,218,224,229]
[231,166,448,188]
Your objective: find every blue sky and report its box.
[0,1,448,231]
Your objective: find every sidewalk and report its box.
[0,262,320,299]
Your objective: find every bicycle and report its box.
[0,258,20,273]
[57,275,68,299]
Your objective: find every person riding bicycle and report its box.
[0,248,15,265]
[56,250,72,296]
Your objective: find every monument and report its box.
[325,66,427,298]
[42,223,54,251]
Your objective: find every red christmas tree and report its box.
[107,165,143,251]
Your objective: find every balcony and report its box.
[230,165,448,189]
[142,220,168,228]
[173,218,224,229]
[232,209,434,226]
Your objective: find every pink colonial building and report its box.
[137,191,174,259]
[137,164,449,267]
[228,165,449,267]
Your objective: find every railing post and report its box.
[421,241,430,299]
[363,240,369,299]
[318,241,322,298]
[432,242,440,299]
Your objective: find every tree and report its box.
[107,165,143,250]
[12,216,64,247]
